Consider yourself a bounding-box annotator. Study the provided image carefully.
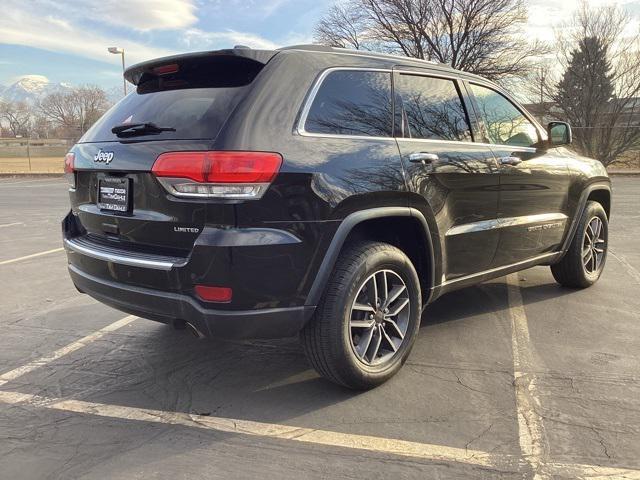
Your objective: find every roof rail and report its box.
[278,44,444,66]
[277,44,334,52]
[332,47,442,65]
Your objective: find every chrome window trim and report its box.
[64,238,179,271]
[394,134,504,149]
[445,213,568,237]
[297,132,398,142]
[297,67,394,140]
[394,68,462,83]
[295,65,545,152]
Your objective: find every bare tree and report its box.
[315,4,371,50]
[30,113,54,139]
[521,63,557,122]
[0,100,33,137]
[550,3,640,166]
[314,0,545,81]
[39,86,110,138]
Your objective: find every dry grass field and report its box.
[0,157,63,174]
[0,139,70,174]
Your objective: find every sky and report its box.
[1,0,640,91]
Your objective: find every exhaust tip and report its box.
[185,321,206,339]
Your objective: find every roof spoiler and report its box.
[124,48,278,86]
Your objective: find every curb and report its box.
[607,171,640,176]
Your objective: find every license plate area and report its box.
[98,177,131,213]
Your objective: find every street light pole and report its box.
[108,47,127,96]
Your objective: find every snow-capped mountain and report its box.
[0,75,72,103]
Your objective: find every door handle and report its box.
[499,156,522,165]
[408,152,439,164]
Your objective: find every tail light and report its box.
[64,152,75,189]
[151,151,282,199]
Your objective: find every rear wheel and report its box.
[300,241,421,390]
[551,201,608,288]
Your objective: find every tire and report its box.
[300,241,422,390]
[551,201,608,288]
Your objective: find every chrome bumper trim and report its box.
[64,238,178,271]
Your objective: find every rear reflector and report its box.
[195,285,233,303]
[152,151,282,199]
[64,152,75,188]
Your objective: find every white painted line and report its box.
[0,247,64,266]
[546,462,640,479]
[0,222,23,228]
[610,249,640,284]
[0,315,137,387]
[506,273,547,479]
[0,389,509,469]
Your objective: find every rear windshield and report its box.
[79,56,263,143]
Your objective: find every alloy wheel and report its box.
[583,216,606,274]
[349,269,411,366]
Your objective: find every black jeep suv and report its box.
[63,45,611,389]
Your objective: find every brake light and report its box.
[64,152,75,189]
[153,63,179,75]
[152,151,282,199]
[195,285,233,303]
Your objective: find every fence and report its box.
[0,138,73,173]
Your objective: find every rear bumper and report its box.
[68,264,315,339]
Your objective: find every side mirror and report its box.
[547,121,572,147]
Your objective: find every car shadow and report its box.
[422,274,581,327]
[64,274,580,428]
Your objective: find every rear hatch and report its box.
[68,50,276,255]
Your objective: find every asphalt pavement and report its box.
[0,176,638,479]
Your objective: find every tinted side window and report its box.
[469,84,539,147]
[304,71,392,137]
[397,74,472,142]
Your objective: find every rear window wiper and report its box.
[111,122,176,137]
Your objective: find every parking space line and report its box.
[506,273,547,478]
[0,315,136,387]
[547,462,640,479]
[0,222,23,228]
[610,249,640,284]
[0,247,64,266]
[0,389,510,470]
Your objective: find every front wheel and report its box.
[300,241,422,390]
[551,201,608,288]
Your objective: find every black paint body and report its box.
[62,46,611,338]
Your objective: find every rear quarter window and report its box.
[303,70,393,137]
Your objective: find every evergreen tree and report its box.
[554,37,615,160]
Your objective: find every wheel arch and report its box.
[557,181,612,261]
[304,207,436,308]
[587,188,611,219]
